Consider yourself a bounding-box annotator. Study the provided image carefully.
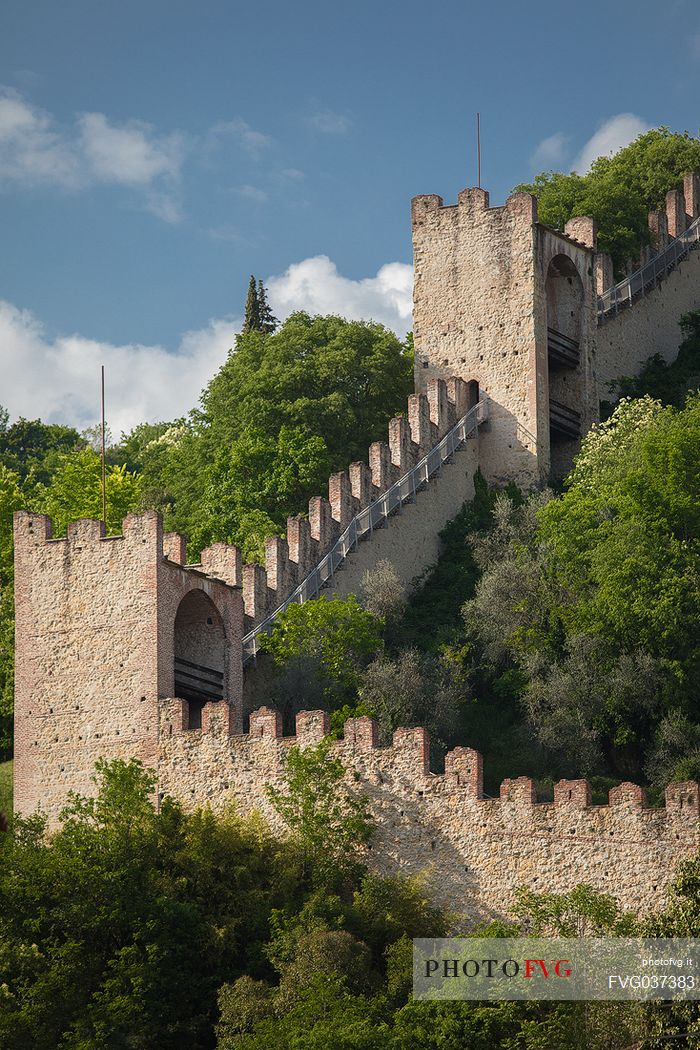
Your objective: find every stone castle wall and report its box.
[233,375,478,634]
[13,510,244,823]
[597,247,700,397]
[411,190,603,486]
[412,173,700,486]
[323,439,479,602]
[158,702,700,921]
[412,189,542,487]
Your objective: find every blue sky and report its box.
[1,0,699,433]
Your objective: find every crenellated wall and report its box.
[189,374,479,634]
[13,509,244,823]
[13,168,700,919]
[157,702,700,921]
[412,171,700,484]
[596,171,700,398]
[411,187,601,485]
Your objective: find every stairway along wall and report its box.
[597,247,700,396]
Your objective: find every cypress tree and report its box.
[242,275,260,333]
[257,278,278,334]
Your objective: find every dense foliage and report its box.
[515,127,700,272]
[2,755,699,1049]
[453,388,700,788]
[0,312,412,753]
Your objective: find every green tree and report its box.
[0,759,288,1050]
[514,882,637,936]
[0,466,24,755]
[242,274,260,333]
[265,739,373,889]
[201,312,413,468]
[515,127,700,272]
[359,649,465,764]
[0,417,81,484]
[30,447,143,535]
[259,594,383,708]
[193,425,330,562]
[257,278,278,334]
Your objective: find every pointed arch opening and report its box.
[174,590,226,730]
[546,254,584,461]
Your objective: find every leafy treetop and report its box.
[515,127,700,272]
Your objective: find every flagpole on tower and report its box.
[477,112,481,188]
[101,365,107,528]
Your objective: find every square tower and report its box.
[411,188,600,485]
[13,510,244,823]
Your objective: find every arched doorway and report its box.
[174,590,226,729]
[467,379,480,410]
[546,255,584,464]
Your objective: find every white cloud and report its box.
[0,86,186,220]
[208,118,273,158]
[0,257,413,432]
[267,256,412,335]
[78,112,184,185]
[278,167,305,181]
[0,87,79,187]
[531,131,569,170]
[235,183,268,203]
[0,300,237,435]
[306,107,352,135]
[573,113,652,173]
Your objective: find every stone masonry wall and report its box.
[597,247,700,398]
[412,189,541,487]
[13,510,244,825]
[411,189,601,486]
[322,439,479,602]
[158,702,700,922]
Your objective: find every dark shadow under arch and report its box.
[174,590,226,729]
[546,254,584,464]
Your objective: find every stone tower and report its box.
[411,188,602,484]
[13,510,243,822]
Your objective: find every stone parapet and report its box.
[157,703,700,921]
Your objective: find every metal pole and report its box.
[101,365,107,528]
[477,112,481,188]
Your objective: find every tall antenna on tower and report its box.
[477,112,481,188]
[101,365,107,528]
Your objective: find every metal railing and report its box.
[242,399,488,662]
[598,214,700,319]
